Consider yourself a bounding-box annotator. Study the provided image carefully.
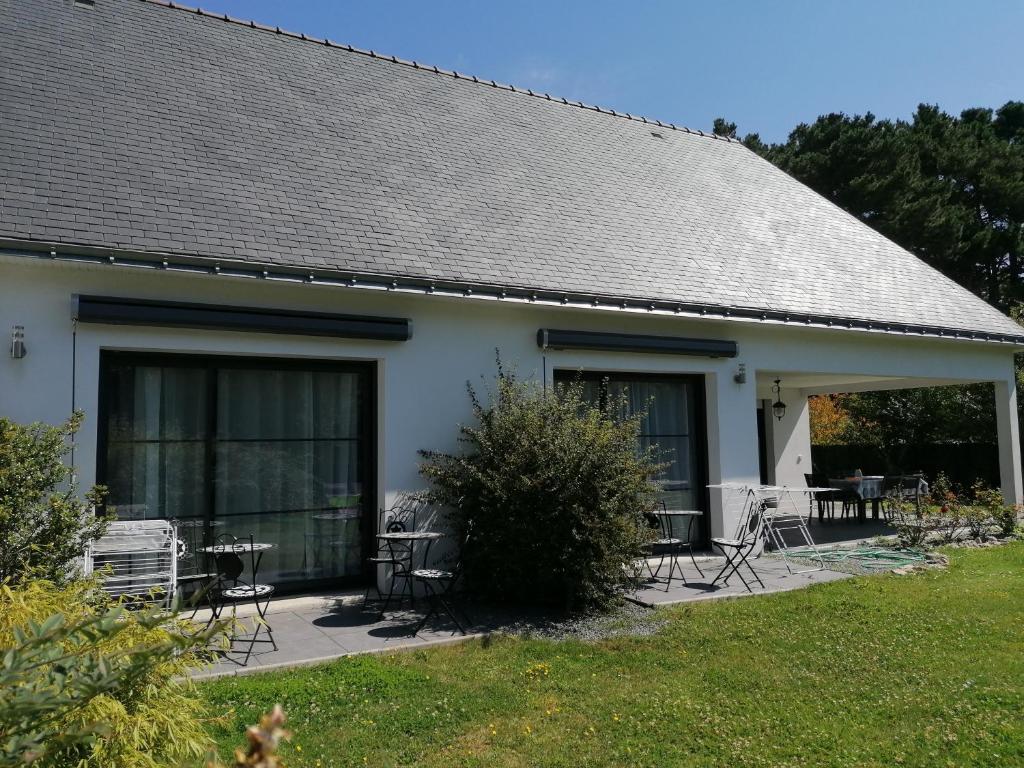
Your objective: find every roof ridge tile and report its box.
[136,0,735,143]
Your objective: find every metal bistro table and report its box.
[829,475,885,522]
[654,509,704,583]
[200,540,275,572]
[197,540,276,610]
[375,530,445,613]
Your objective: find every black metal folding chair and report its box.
[641,502,703,590]
[410,526,473,636]
[208,534,276,666]
[804,473,836,521]
[363,493,421,614]
[710,490,767,592]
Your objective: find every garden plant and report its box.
[419,362,662,611]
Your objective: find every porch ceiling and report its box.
[755,372,991,398]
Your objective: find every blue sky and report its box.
[200,1,1022,143]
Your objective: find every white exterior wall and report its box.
[766,388,813,488]
[1,255,1021,540]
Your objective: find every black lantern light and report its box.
[771,378,786,421]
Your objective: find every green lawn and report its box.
[201,544,1024,767]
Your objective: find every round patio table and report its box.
[653,509,702,543]
[647,510,703,587]
[198,542,276,599]
[200,541,274,554]
[376,531,445,611]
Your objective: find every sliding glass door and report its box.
[556,371,708,543]
[99,353,374,591]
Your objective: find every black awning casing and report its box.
[537,328,736,357]
[73,295,411,341]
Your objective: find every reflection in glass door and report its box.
[99,353,374,591]
[555,371,707,544]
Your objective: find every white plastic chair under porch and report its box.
[85,519,178,609]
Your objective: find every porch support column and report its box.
[769,388,812,488]
[704,371,760,539]
[994,375,1023,505]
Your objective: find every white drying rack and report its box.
[708,483,826,573]
[85,519,178,608]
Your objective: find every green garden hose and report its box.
[784,547,927,570]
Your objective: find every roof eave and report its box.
[4,238,1023,347]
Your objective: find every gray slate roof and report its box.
[1,0,1021,342]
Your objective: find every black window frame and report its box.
[553,369,711,548]
[96,350,378,594]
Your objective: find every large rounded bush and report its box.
[420,365,661,611]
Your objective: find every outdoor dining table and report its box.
[828,476,885,522]
[376,531,445,608]
[647,508,704,587]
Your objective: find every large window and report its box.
[99,353,374,591]
[556,371,707,542]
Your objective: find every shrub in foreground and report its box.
[0,412,109,585]
[420,364,660,611]
[0,578,219,767]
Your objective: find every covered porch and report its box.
[758,368,1021,502]
[702,319,1023,543]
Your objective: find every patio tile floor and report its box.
[193,551,858,679]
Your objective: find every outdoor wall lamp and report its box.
[10,325,26,359]
[771,378,787,421]
[733,363,747,384]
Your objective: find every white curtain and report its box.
[215,369,363,582]
[104,363,367,585]
[105,364,208,522]
[605,378,701,536]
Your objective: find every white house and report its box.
[1,0,1021,593]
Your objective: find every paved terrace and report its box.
[194,549,864,679]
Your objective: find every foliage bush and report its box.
[993,506,1020,537]
[419,364,661,611]
[0,412,109,585]
[891,474,1020,548]
[0,578,219,767]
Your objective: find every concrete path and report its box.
[194,551,856,679]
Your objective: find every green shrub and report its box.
[889,495,930,548]
[0,578,219,767]
[993,506,1020,536]
[970,480,1004,512]
[972,480,1018,537]
[419,364,661,611]
[961,506,990,540]
[0,413,109,585]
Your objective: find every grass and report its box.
[201,543,1024,767]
